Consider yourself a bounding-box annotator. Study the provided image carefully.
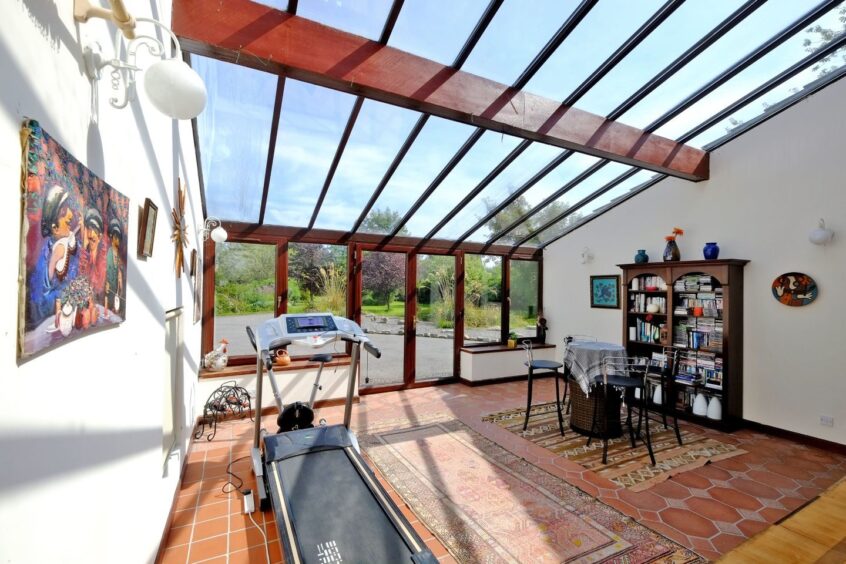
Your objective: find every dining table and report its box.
[563,340,627,437]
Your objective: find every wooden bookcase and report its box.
[618,259,748,431]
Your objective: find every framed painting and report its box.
[590,275,620,309]
[138,198,157,257]
[18,119,129,359]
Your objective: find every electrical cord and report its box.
[221,455,250,494]
[248,510,271,564]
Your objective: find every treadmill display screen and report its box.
[295,316,326,328]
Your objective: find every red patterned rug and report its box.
[360,417,702,563]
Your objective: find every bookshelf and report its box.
[619,259,748,431]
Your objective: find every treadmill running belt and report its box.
[271,448,421,563]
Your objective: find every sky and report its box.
[195,0,846,245]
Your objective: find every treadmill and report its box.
[248,313,437,564]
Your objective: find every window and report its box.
[463,254,502,344]
[510,261,539,339]
[214,242,276,357]
[287,243,348,357]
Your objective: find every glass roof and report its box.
[190,1,846,253]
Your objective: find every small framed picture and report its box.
[138,198,158,257]
[590,275,620,309]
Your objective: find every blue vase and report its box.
[634,249,649,264]
[703,242,720,260]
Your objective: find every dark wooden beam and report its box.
[220,221,539,259]
[378,0,405,44]
[258,75,285,225]
[452,0,503,68]
[172,0,710,181]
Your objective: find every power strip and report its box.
[243,489,256,514]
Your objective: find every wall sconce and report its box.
[809,219,834,245]
[200,217,228,243]
[579,247,594,264]
[74,0,206,119]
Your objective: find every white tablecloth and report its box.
[563,340,626,394]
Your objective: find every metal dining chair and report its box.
[643,346,683,446]
[587,355,655,466]
[522,340,565,436]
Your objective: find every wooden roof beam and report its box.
[172,0,709,181]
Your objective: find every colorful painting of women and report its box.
[17,119,129,359]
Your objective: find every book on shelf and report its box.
[631,276,667,292]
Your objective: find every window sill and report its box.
[199,356,351,379]
[460,343,555,354]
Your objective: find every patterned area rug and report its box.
[483,402,745,492]
[360,417,702,563]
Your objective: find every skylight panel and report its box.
[312,100,422,231]
[193,55,277,223]
[460,0,580,85]
[264,80,359,227]
[574,0,740,117]
[388,0,490,65]
[358,117,476,234]
[618,0,813,130]
[523,0,664,101]
[298,0,394,40]
[403,131,523,237]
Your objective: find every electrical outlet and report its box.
[820,415,834,427]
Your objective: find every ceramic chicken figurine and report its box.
[204,338,229,371]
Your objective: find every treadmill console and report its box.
[285,313,337,335]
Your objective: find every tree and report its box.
[360,207,409,235]
[288,243,330,295]
[362,251,405,308]
[804,6,846,76]
[477,195,578,246]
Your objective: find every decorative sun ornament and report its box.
[171,179,188,277]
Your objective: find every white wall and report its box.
[0,2,204,562]
[544,78,846,445]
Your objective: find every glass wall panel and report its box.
[313,101,421,231]
[415,255,456,381]
[193,56,277,222]
[298,0,394,40]
[461,0,579,85]
[510,261,538,339]
[463,255,502,345]
[265,80,359,227]
[360,251,406,387]
[287,243,348,357]
[359,117,475,234]
[214,242,276,357]
[389,0,489,65]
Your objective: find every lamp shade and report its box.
[143,58,207,119]
[809,219,834,245]
[210,225,228,243]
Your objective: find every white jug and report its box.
[707,396,722,420]
[692,393,708,416]
[652,384,662,405]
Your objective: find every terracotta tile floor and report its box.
[160,380,846,562]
